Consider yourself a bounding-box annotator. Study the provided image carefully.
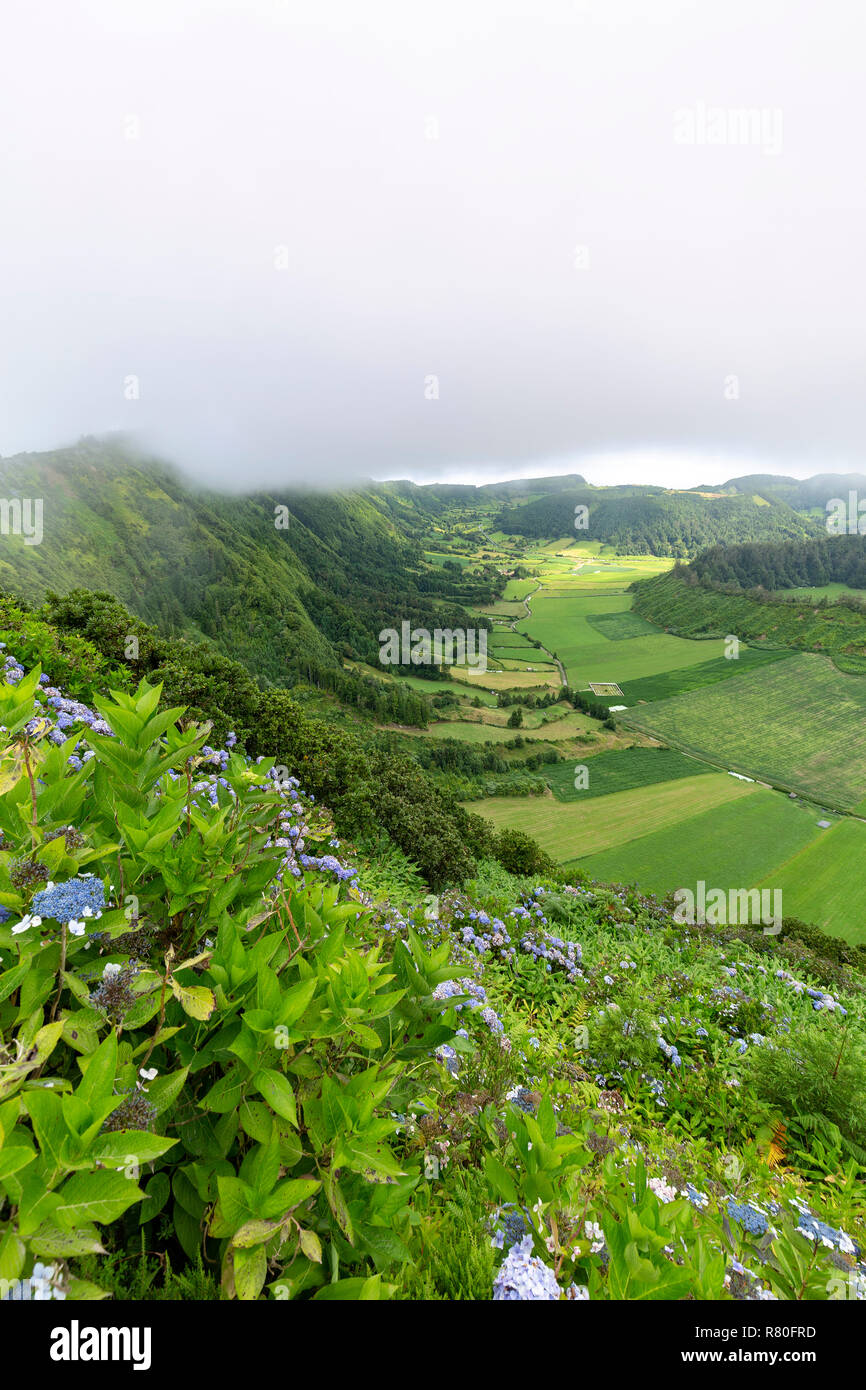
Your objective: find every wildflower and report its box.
[89,963,140,1021]
[1,1262,65,1302]
[648,1177,678,1204]
[584,1221,605,1253]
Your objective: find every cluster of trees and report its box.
[283,655,432,725]
[410,739,511,778]
[495,487,815,556]
[567,687,618,728]
[37,587,557,888]
[409,736,560,781]
[689,534,866,595]
[496,688,564,709]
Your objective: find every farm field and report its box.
[502,579,538,600]
[411,530,866,944]
[545,745,715,801]
[396,710,596,744]
[452,666,560,690]
[620,653,866,813]
[756,818,866,944]
[516,591,716,687]
[574,790,832,906]
[474,601,526,618]
[609,648,795,706]
[467,771,755,860]
[487,627,557,671]
[494,658,558,672]
[525,547,672,593]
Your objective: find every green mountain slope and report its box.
[495,484,820,555]
[0,437,499,689]
[631,566,866,670]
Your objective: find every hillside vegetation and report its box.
[0,438,500,696]
[1,608,866,1305]
[690,534,866,593]
[495,486,819,556]
[632,567,866,671]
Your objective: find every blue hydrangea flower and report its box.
[31,876,105,923]
[493,1235,561,1301]
[726,1199,769,1235]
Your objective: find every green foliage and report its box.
[494,828,558,879]
[396,1198,496,1300]
[0,438,500,693]
[691,533,866,594]
[0,668,464,1300]
[632,565,866,659]
[1,643,864,1305]
[496,485,816,555]
[744,1020,866,1165]
[40,588,548,891]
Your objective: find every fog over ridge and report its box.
[1,0,863,490]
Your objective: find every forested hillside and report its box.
[0,585,553,891]
[495,485,818,554]
[0,439,502,697]
[690,534,866,592]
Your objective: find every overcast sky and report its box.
[1,0,864,491]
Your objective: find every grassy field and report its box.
[437,704,577,730]
[583,610,663,641]
[501,579,538,600]
[345,661,503,705]
[620,653,866,813]
[474,601,527,619]
[423,551,474,568]
[398,710,595,744]
[516,592,716,688]
[771,583,866,603]
[524,547,673,594]
[489,627,556,672]
[756,818,866,944]
[610,648,795,705]
[453,667,560,690]
[467,772,755,860]
[545,746,715,801]
[412,531,866,942]
[574,791,829,899]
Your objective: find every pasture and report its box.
[620,653,866,813]
[757,818,866,944]
[467,772,755,861]
[516,591,716,688]
[575,790,830,904]
[611,647,794,706]
[545,745,715,801]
